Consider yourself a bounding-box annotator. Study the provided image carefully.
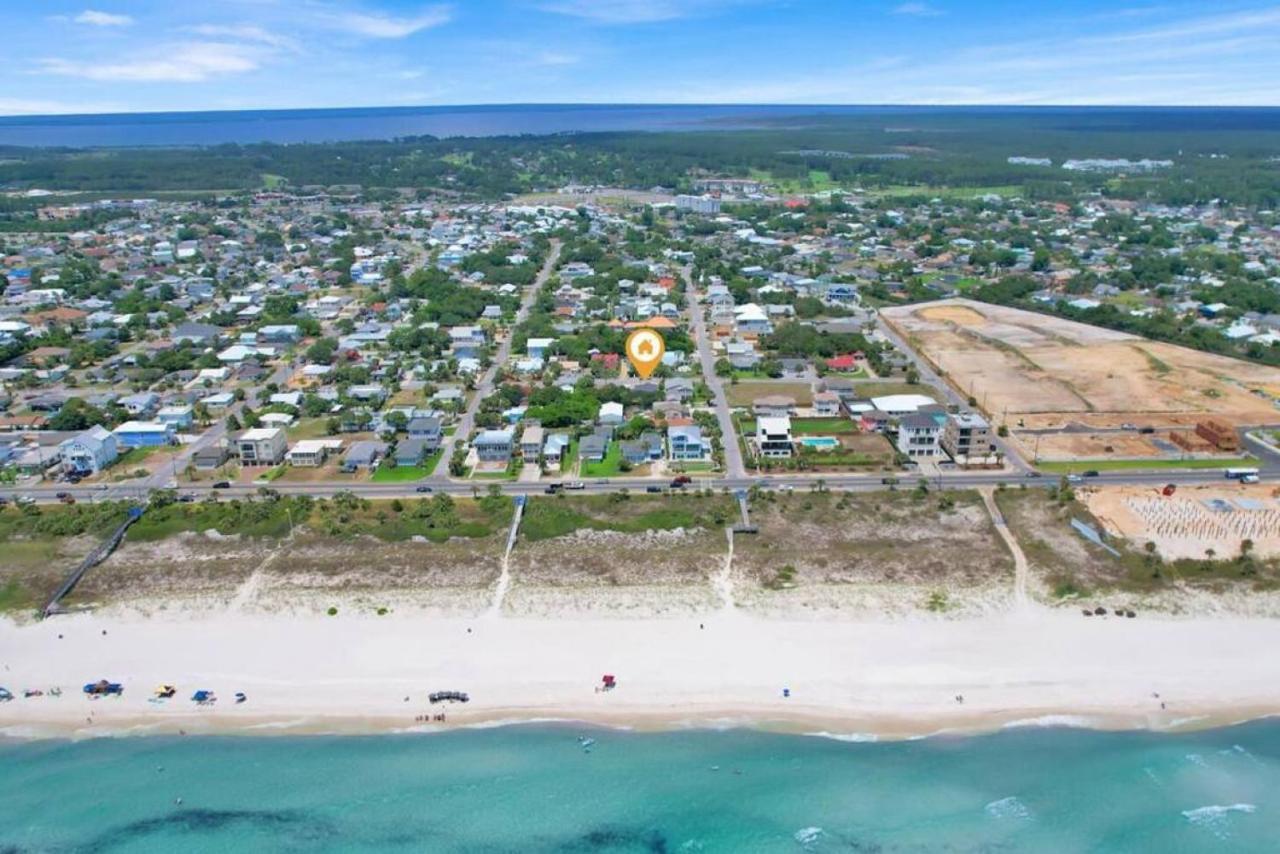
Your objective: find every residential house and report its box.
[520,423,544,462]
[941,412,995,460]
[668,425,706,461]
[287,438,340,467]
[598,401,625,426]
[474,428,514,463]
[406,416,443,451]
[156,404,194,429]
[342,440,386,472]
[59,425,119,474]
[393,438,431,468]
[119,392,160,417]
[237,427,287,466]
[752,396,796,418]
[112,420,176,449]
[756,416,793,458]
[812,391,841,417]
[620,431,663,465]
[896,413,941,459]
[543,432,571,465]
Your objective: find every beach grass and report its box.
[520,494,735,542]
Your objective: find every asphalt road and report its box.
[427,239,562,481]
[10,464,1273,507]
[685,267,746,478]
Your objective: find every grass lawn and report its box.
[726,381,815,407]
[581,442,624,478]
[114,445,174,466]
[791,417,858,435]
[287,419,334,441]
[853,381,942,401]
[371,458,438,483]
[1036,457,1253,473]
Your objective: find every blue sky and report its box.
[3,1,1280,114]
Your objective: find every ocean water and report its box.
[1,722,1277,852]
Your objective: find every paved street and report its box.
[428,239,562,480]
[685,266,746,478]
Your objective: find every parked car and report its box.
[211,481,232,489]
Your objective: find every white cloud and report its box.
[537,0,739,24]
[892,2,943,17]
[0,97,124,116]
[73,9,133,27]
[41,42,261,82]
[184,24,299,51]
[323,5,452,38]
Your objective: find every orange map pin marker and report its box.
[625,329,665,379]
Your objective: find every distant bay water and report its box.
[2,721,1277,851]
[4,103,1280,148]
[0,104,872,148]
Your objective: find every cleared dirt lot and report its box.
[731,490,1015,616]
[883,299,1280,433]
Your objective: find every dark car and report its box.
[212,481,232,489]
[1138,427,1155,435]
[415,486,433,493]
[1082,470,1101,478]
[55,491,70,499]
[880,477,899,485]
[645,485,665,494]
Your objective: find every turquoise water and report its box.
[797,437,840,449]
[2,722,1278,852]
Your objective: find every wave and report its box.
[1182,803,1256,838]
[794,827,823,846]
[1001,715,1098,730]
[803,731,879,743]
[985,796,1032,821]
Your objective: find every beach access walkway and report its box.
[43,506,144,618]
[982,488,1031,611]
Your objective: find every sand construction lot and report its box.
[1085,483,1280,561]
[882,299,1280,435]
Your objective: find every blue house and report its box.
[112,420,176,449]
[59,425,119,474]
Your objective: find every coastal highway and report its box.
[3,465,1271,505]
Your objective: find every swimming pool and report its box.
[798,436,840,449]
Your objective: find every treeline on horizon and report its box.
[2,109,1280,207]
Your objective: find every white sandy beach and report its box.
[2,608,1278,740]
